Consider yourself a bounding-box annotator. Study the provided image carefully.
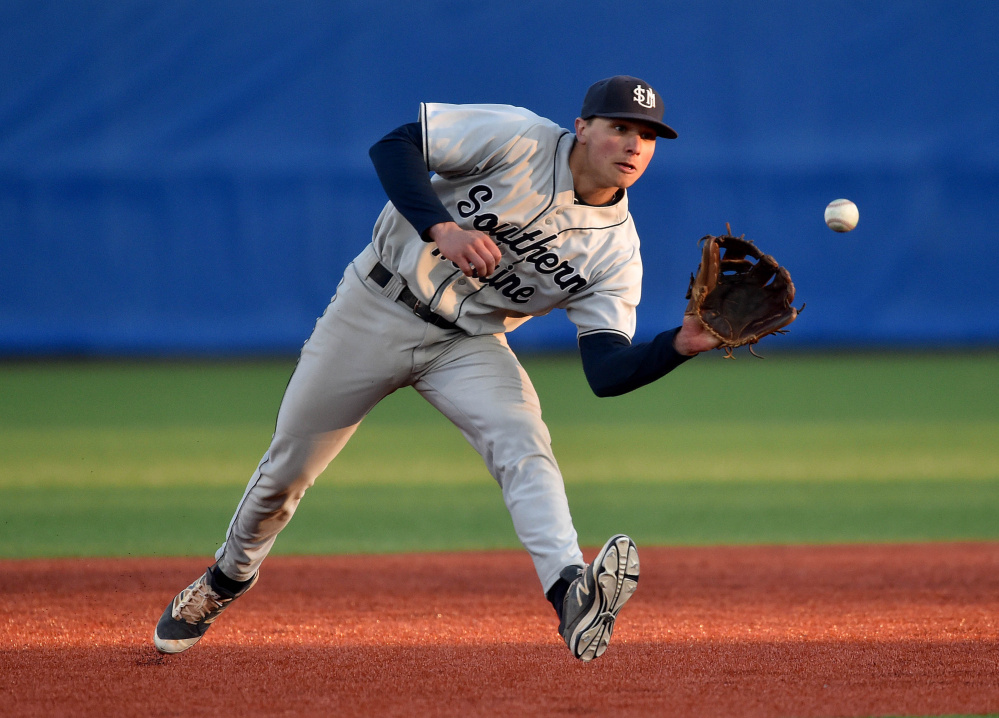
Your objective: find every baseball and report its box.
[824,199,859,232]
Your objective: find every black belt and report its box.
[367,262,461,331]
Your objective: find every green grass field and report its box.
[1,351,997,558]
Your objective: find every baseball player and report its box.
[154,75,720,662]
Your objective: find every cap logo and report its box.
[632,85,656,109]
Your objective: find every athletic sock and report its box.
[210,565,254,595]
[546,578,572,621]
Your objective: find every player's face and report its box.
[573,117,657,199]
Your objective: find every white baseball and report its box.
[824,199,859,232]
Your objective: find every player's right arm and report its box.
[369,123,500,278]
[424,221,502,279]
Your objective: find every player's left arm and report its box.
[571,234,718,396]
[674,314,723,355]
[578,322,718,398]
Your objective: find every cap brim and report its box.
[592,112,678,139]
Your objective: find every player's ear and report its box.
[574,117,590,142]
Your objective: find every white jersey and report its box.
[368,103,643,341]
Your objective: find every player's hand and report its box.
[673,314,722,356]
[428,222,502,278]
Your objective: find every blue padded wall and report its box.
[2,1,997,354]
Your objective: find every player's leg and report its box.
[413,332,583,591]
[413,333,638,661]
[154,265,419,653]
[215,266,423,579]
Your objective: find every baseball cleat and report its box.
[153,566,258,654]
[559,534,639,662]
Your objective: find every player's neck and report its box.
[568,140,625,206]
[570,166,620,206]
[574,189,623,207]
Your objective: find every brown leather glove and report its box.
[685,225,803,357]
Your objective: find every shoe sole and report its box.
[569,534,640,662]
[153,631,203,654]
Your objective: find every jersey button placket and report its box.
[543,207,565,229]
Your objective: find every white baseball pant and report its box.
[214,247,584,593]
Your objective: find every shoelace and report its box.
[172,580,229,624]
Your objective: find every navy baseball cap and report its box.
[580,75,677,139]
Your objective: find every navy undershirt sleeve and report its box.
[579,329,694,398]
[368,122,454,240]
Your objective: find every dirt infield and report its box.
[2,543,998,717]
